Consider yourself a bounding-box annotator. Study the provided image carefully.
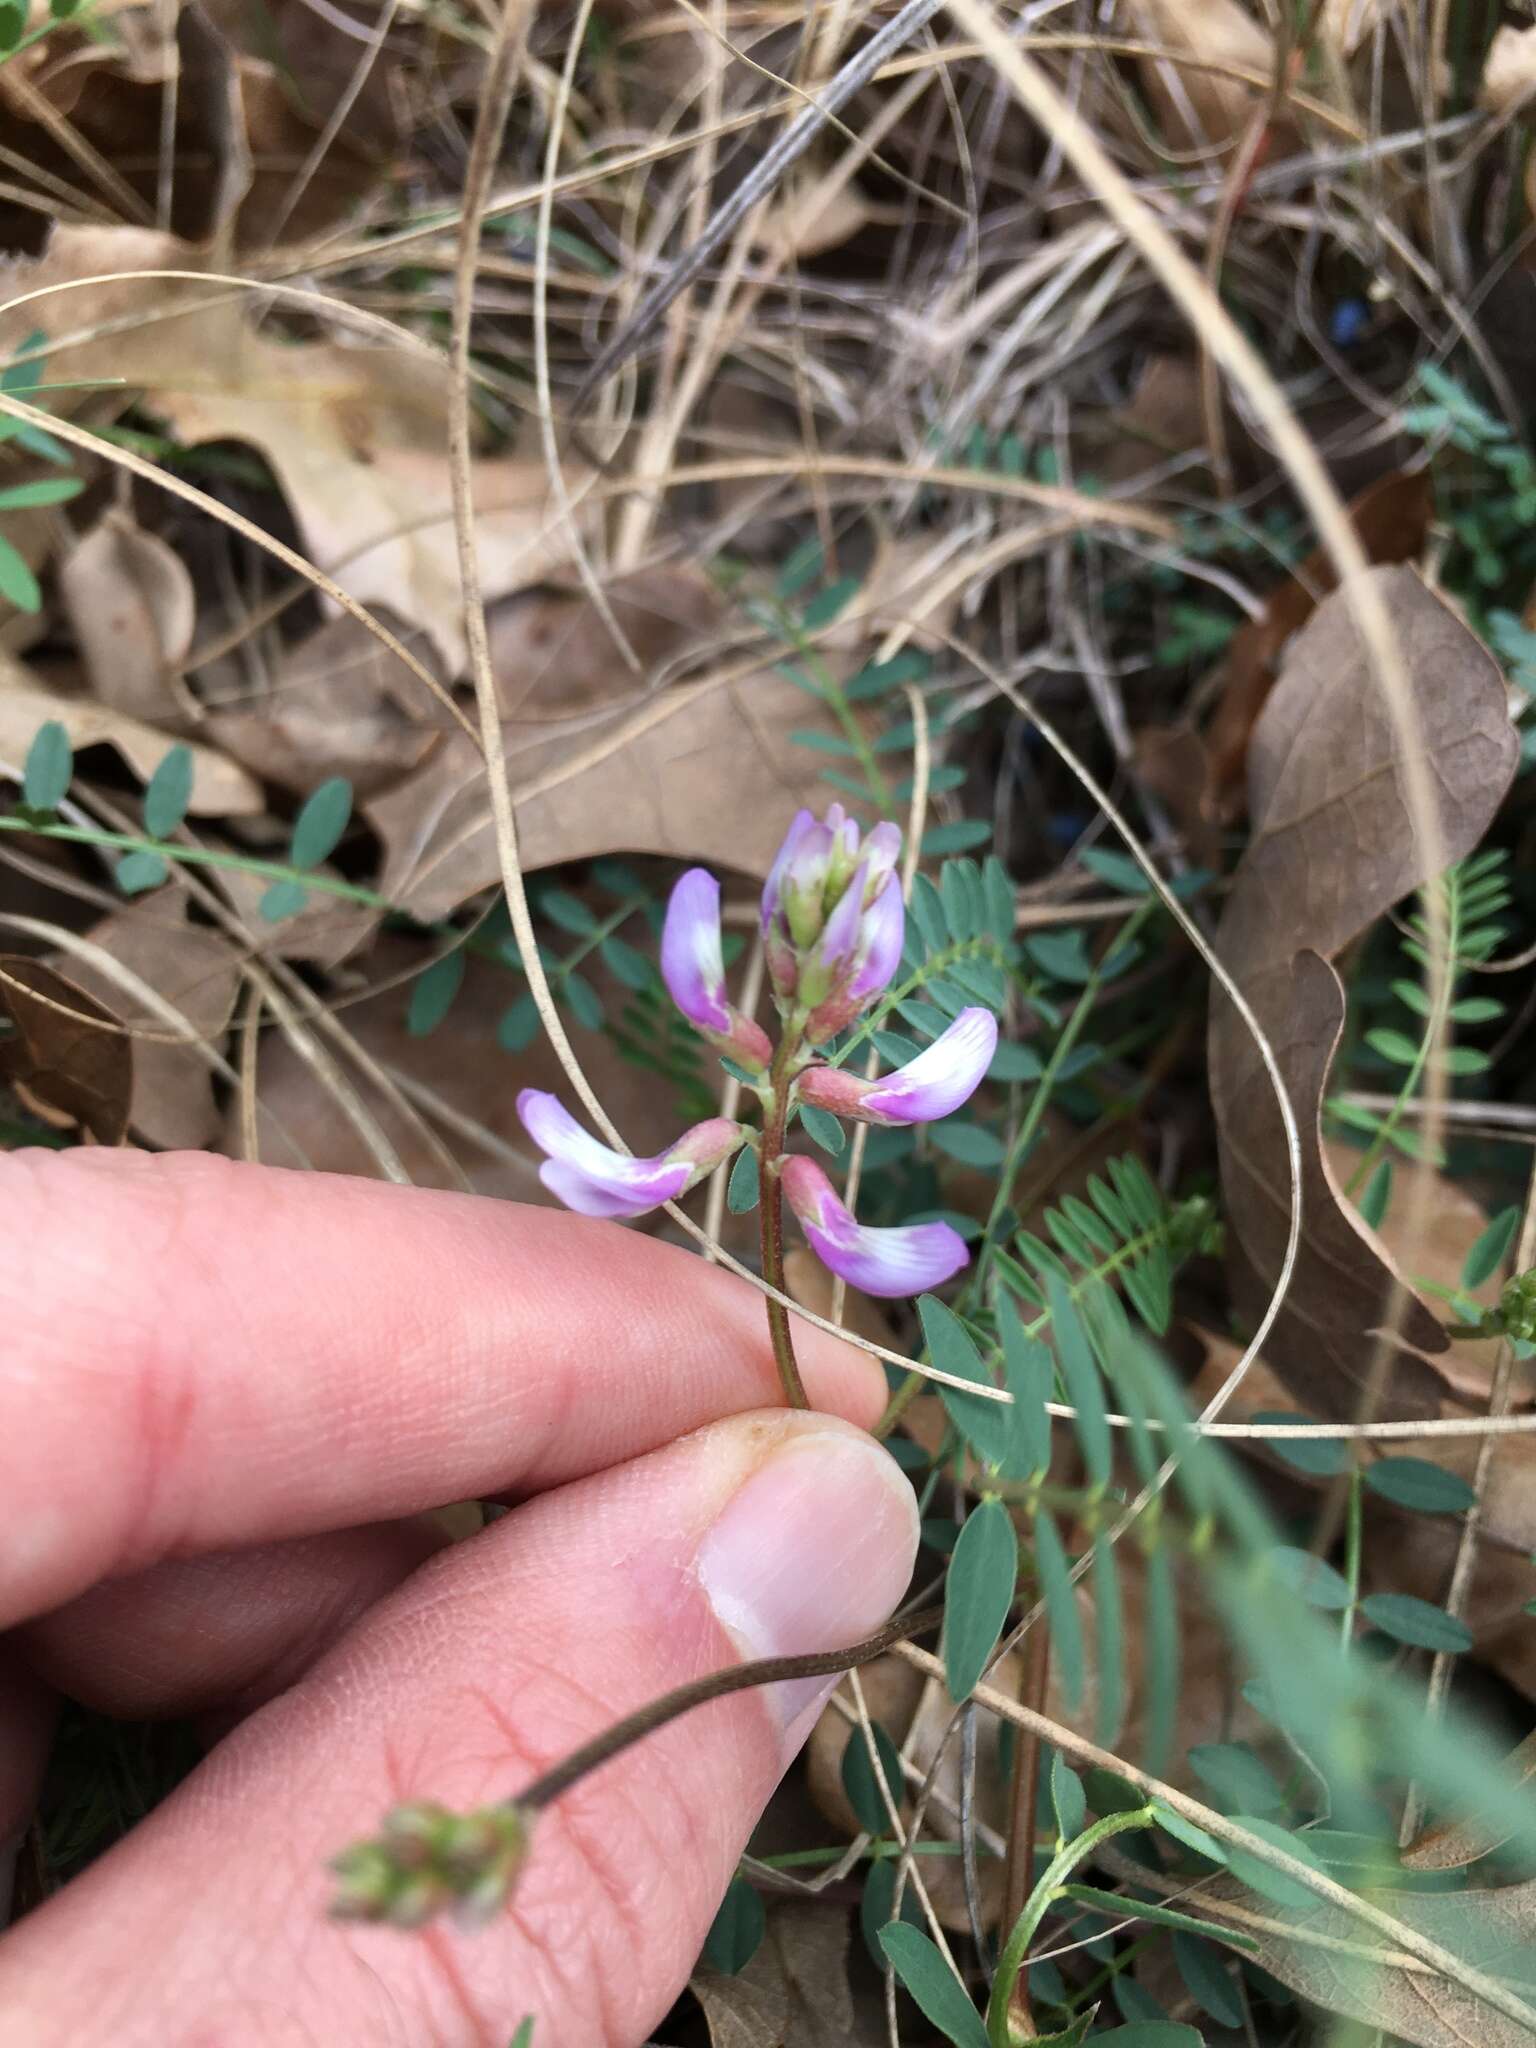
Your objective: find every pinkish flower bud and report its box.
[661,867,773,1072]
[779,1154,968,1297]
[518,1091,745,1219]
[798,1009,998,1126]
[760,806,905,1035]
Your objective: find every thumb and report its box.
[0,1410,919,2048]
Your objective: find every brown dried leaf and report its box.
[0,955,131,1144]
[228,933,689,1190]
[58,510,197,725]
[1207,470,1435,817]
[0,650,262,816]
[692,1900,881,2047]
[203,611,439,801]
[55,902,241,1148]
[1481,23,1536,116]
[1405,1728,1536,1872]
[367,572,845,917]
[1209,565,1518,1419]
[1122,0,1273,151]
[1196,1871,1536,2048]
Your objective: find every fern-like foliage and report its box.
[992,1155,1217,1337]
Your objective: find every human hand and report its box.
[0,1148,918,2046]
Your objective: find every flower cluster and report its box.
[517,805,997,1299]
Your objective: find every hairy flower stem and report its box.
[760,1037,809,1408]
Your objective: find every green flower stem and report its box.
[760,1035,808,1409]
[985,1806,1156,2047]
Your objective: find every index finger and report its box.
[0,1148,884,1629]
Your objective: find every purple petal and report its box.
[761,808,817,932]
[662,869,730,1034]
[862,820,902,888]
[780,1154,969,1298]
[517,1089,690,1219]
[848,873,905,1002]
[812,859,868,979]
[863,1008,998,1124]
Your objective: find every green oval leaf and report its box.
[842,1720,905,1833]
[1248,1412,1350,1479]
[943,1497,1018,1700]
[1047,1276,1110,1491]
[289,776,353,868]
[539,887,598,936]
[497,991,540,1053]
[1360,1592,1473,1653]
[1363,1457,1476,1514]
[260,877,309,922]
[877,1923,989,2048]
[406,950,465,1038]
[702,1875,764,1974]
[1175,1933,1244,2030]
[800,1104,846,1155]
[1264,1545,1352,1610]
[1051,1754,1087,1840]
[562,971,603,1030]
[921,1295,1010,1469]
[1186,1742,1284,1816]
[1462,1205,1520,1290]
[1033,1511,1085,1711]
[998,1308,1052,1480]
[726,1145,759,1214]
[143,744,193,840]
[115,849,169,895]
[23,719,71,810]
[929,1119,1005,1168]
[0,537,40,611]
[860,1856,922,1967]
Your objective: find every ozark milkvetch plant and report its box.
[516,803,997,1406]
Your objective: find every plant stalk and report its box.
[759,1038,808,1408]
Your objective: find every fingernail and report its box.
[696,1424,918,1746]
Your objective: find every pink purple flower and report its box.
[761,804,905,1039]
[661,868,773,1071]
[517,1091,742,1219]
[779,1155,969,1297]
[798,1008,998,1126]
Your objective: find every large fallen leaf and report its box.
[1121,0,1274,152]
[692,1900,882,2047]
[1209,566,1518,1419]
[53,901,242,1149]
[0,955,131,1144]
[0,651,261,816]
[0,227,584,675]
[1481,23,1536,116]
[1194,1869,1536,2048]
[1206,469,1435,817]
[203,610,439,801]
[58,511,197,726]
[367,570,846,916]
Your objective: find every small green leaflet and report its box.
[23,720,71,810]
[143,744,193,840]
[801,576,860,630]
[1263,1545,1351,1611]
[1033,1511,1085,1709]
[878,1923,989,2048]
[563,972,603,1030]
[498,992,539,1052]
[799,1104,846,1155]
[1247,1412,1350,1479]
[842,1720,905,1832]
[289,776,353,868]
[508,2020,535,2048]
[998,1307,1052,1479]
[1357,1157,1393,1229]
[943,1497,1017,1700]
[0,538,40,611]
[726,1146,759,1213]
[1222,1816,1325,1910]
[539,887,597,936]
[407,950,466,1037]
[1462,1205,1520,1290]
[116,849,168,895]
[261,877,309,922]
[929,1119,1006,1168]
[919,1294,1012,1469]
[1051,1754,1087,1839]
[702,1874,765,1973]
[1046,1275,1110,1491]
[1360,1591,1473,1653]
[860,1857,921,1967]
[1363,1457,1475,1513]
[1093,2025,1203,2048]
[1186,1742,1284,1816]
